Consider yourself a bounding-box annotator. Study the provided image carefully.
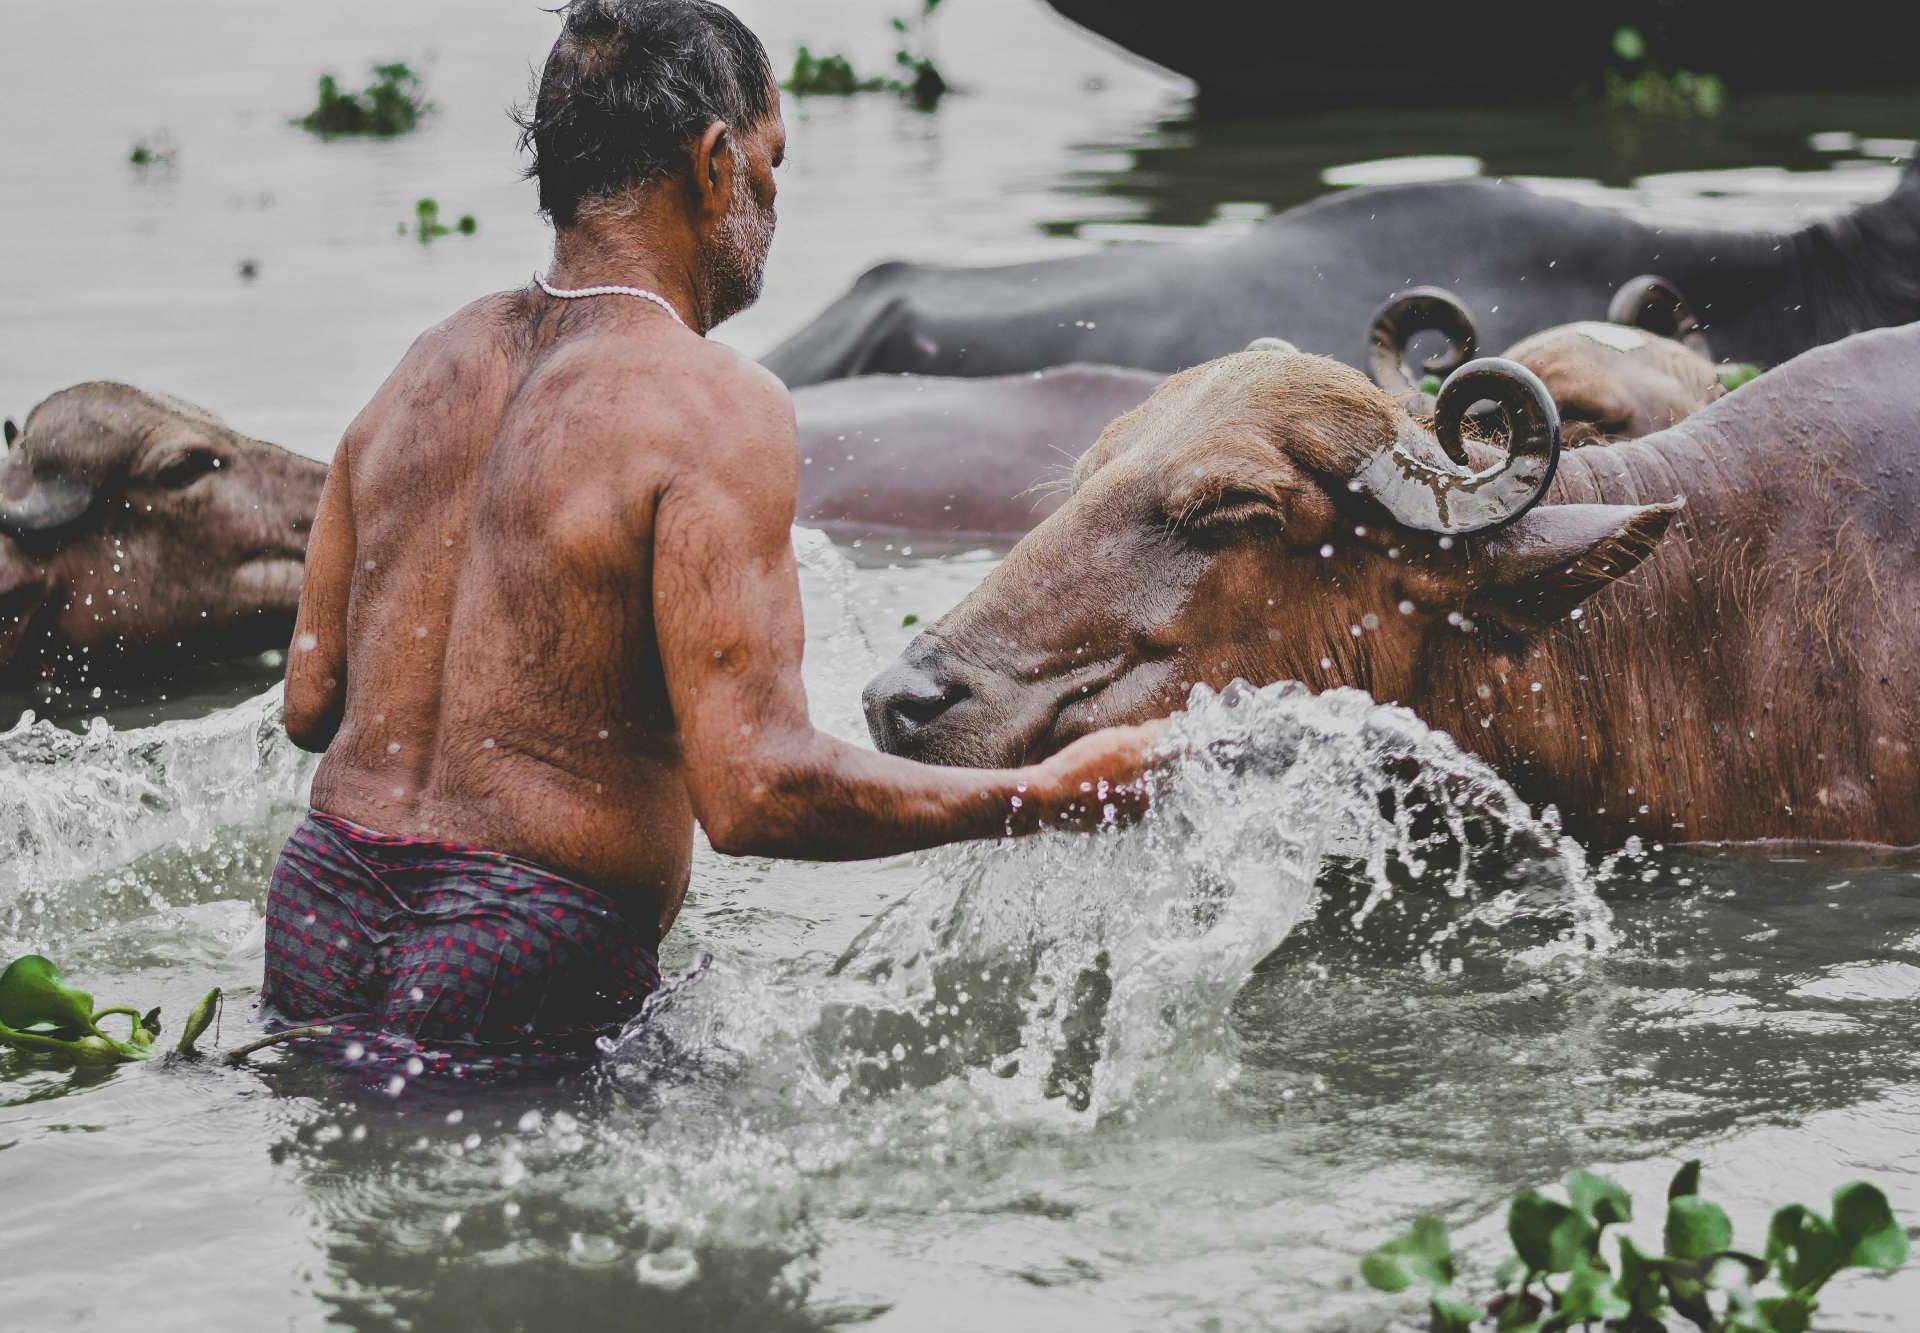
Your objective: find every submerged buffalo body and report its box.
[866,325,1920,846]
[0,384,327,685]
[766,162,1920,389]
[792,365,1157,544]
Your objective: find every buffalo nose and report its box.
[863,657,972,753]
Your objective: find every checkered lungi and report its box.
[262,811,661,1084]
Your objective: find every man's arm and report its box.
[284,444,355,753]
[653,361,1160,861]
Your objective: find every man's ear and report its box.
[3,420,17,448]
[1463,501,1682,631]
[689,120,732,215]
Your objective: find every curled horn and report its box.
[0,457,95,537]
[1356,357,1561,535]
[1608,274,1711,357]
[1244,336,1299,354]
[1367,286,1479,395]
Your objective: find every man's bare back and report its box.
[265,1,1160,1077]
[288,290,1160,936]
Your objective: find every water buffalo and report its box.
[764,158,1920,389]
[0,384,326,686]
[864,324,1920,846]
[794,363,1157,544]
[1371,276,1724,442]
[0,365,1157,684]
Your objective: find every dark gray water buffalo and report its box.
[1371,276,1724,442]
[765,159,1920,388]
[0,384,326,685]
[794,364,1157,544]
[865,324,1920,846]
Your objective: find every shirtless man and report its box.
[267,0,1162,1082]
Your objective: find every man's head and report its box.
[518,0,785,325]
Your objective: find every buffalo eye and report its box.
[153,450,223,490]
[1185,488,1282,535]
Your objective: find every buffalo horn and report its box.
[3,420,16,448]
[0,459,95,537]
[1357,357,1561,536]
[1607,274,1711,357]
[1245,336,1299,353]
[1366,286,1480,396]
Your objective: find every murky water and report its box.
[3,3,1917,1329]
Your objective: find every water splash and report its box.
[609,680,1611,1123]
[0,686,312,913]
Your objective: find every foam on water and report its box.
[608,678,1612,1124]
[0,687,313,942]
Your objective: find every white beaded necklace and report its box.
[534,273,692,332]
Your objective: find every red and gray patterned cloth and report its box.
[262,811,661,1086]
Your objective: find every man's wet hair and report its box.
[516,0,776,228]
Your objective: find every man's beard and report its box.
[705,166,775,328]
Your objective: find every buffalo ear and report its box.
[3,420,17,448]
[1463,501,1681,631]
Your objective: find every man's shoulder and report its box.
[549,330,795,450]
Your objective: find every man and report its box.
[269,0,1162,1082]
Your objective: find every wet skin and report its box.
[284,110,1161,939]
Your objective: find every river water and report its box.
[2,3,1917,1330]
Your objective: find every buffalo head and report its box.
[1369,276,1724,443]
[0,383,328,682]
[865,347,1677,767]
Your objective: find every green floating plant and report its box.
[0,955,326,1069]
[1364,1161,1909,1332]
[405,198,478,245]
[784,0,948,111]
[1604,26,1725,121]
[1718,364,1764,393]
[298,62,428,138]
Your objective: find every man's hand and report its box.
[1016,719,1172,833]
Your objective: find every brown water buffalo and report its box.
[1370,277,1724,442]
[0,383,326,686]
[864,324,1920,847]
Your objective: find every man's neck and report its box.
[545,202,708,335]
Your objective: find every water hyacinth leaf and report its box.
[1832,1183,1908,1272]
[1615,1235,1668,1316]
[0,955,100,1035]
[1361,1216,1455,1293]
[1666,1195,1734,1261]
[176,988,222,1057]
[1566,1168,1632,1229]
[1429,1288,1478,1333]
[1669,1159,1703,1200]
[1558,1253,1631,1323]
[1508,1191,1593,1274]
[1768,1205,1843,1291]
[1731,1293,1817,1333]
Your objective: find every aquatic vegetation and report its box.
[297,62,428,138]
[1718,363,1764,392]
[128,134,175,168]
[1365,1161,1909,1332]
[0,954,322,1066]
[784,0,948,111]
[1605,27,1726,120]
[404,198,478,245]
